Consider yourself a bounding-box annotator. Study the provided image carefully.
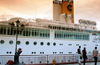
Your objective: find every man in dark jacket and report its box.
[17,48,22,63]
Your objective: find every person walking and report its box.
[93,47,98,65]
[82,47,87,65]
[77,46,82,65]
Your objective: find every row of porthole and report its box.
[0,40,56,46]
[6,52,63,54]
[6,52,12,54]
[0,40,98,46]
[5,51,92,54]
[6,52,61,54]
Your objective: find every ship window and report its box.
[83,44,86,46]
[4,27,6,35]
[6,52,12,54]
[10,52,12,54]
[6,52,9,54]
[13,29,16,35]
[32,29,35,36]
[9,40,13,44]
[55,30,89,40]
[32,52,36,54]
[88,51,91,53]
[23,30,26,36]
[26,30,28,36]
[32,52,33,54]
[26,41,29,45]
[59,44,63,46]
[40,42,44,46]
[0,27,3,34]
[0,40,4,44]
[59,52,63,54]
[76,44,79,46]
[34,52,36,54]
[33,42,37,45]
[7,27,10,35]
[53,52,57,54]
[53,43,56,46]
[95,44,98,46]
[68,44,72,46]
[17,41,21,45]
[69,52,72,54]
[40,52,44,54]
[47,42,50,46]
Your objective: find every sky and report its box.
[0,0,100,29]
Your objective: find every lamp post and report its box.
[10,20,24,65]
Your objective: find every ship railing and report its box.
[0,54,100,65]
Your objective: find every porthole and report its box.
[32,52,33,54]
[88,51,91,53]
[69,52,72,54]
[32,52,36,54]
[0,40,4,44]
[9,40,13,44]
[53,43,56,46]
[59,44,63,46]
[6,52,8,54]
[33,42,37,45]
[83,44,86,46]
[40,52,44,54]
[40,42,44,46]
[26,41,29,45]
[17,41,21,45]
[34,52,36,54]
[95,44,98,46]
[10,52,12,54]
[59,52,63,54]
[76,44,79,46]
[31,61,33,63]
[47,42,50,46]
[53,52,57,54]
[68,44,72,46]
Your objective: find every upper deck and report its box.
[0,17,100,42]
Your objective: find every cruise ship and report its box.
[0,0,100,64]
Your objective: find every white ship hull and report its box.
[0,31,99,55]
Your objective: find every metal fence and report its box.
[0,54,100,65]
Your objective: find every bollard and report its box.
[52,59,56,65]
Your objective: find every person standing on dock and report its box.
[82,47,87,65]
[93,47,98,65]
[77,46,82,65]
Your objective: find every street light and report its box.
[10,20,24,64]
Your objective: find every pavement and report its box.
[59,62,100,65]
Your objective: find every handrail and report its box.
[0,54,100,65]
